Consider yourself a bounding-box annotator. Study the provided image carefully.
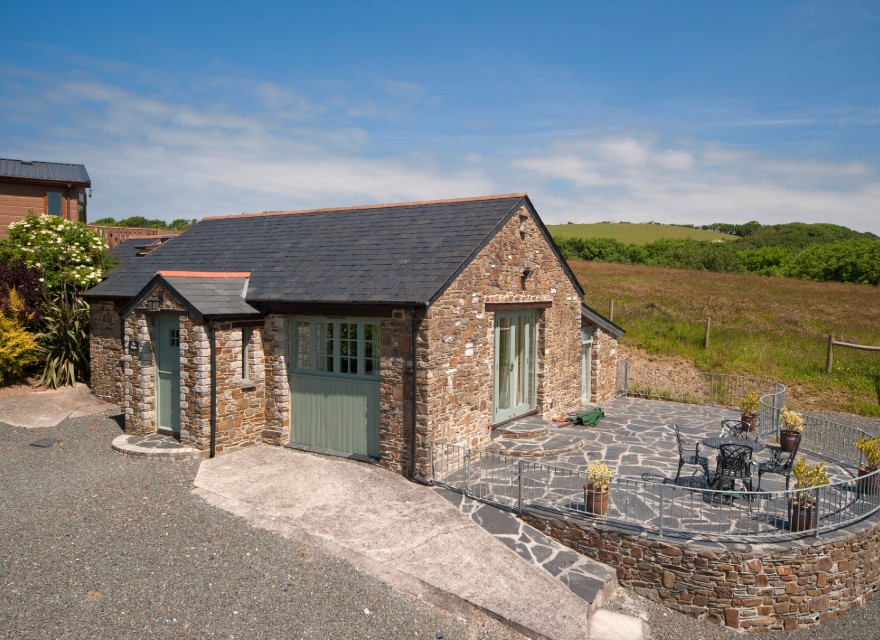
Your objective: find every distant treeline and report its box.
[90,216,198,231]
[556,222,880,285]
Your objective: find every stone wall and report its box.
[378,309,416,475]
[212,323,266,453]
[418,204,582,472]
[121,285,187,437]
[179,316,210,448]
[522,511,880,632]
[590,327,619,403]
[89,299,124,405]
[261,314,290,446]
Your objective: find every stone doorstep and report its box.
[111,434,204,460]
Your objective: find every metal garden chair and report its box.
[756,438,801,491]
[674,424,709,483]
[713,443,755,498]
[720,419,751,440]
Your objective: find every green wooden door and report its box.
[289,318,380,458]
[156,315,181,433]
[581,328,593,405]
[494,311,537,423]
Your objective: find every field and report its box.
[571,260,880,416]
[548,222,737,245]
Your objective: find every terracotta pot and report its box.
[858,465,879,496]
[787,499,817,532]
[779,430,801,453]
[584,487,610,516]
[741,413,758,432]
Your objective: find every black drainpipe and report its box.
[208,319,217,458]
[409,306,419,479]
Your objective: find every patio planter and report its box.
[779,430,801,453]
[584,487,610,516]
[741,412,758,432]
[787,498,818,532]
[857,465,879,496]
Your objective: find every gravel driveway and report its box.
[5,410,880,640]
[0,413,523,640]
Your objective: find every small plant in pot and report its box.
[788,458,828,532]
[853,435,880,496]
[739,390,760,432]
[583,461,613,516]
[779,408,804,453]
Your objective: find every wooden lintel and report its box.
[485,301,552,312]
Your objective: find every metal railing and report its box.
[616,358,781,418]
[430,441,880,542]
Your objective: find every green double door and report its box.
[156,315,181,433]
[493,311,537,423]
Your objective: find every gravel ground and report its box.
[0,413,525,640]
[6,410,880,640]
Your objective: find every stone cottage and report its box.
[85,194,623,477]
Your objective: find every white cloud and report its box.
[2,61,878,234]
[516,133,880,233]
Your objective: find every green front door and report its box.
[289,318,380,458]
[494,311,537,423]
[156,315,181,433]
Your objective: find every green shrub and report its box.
[783,240,880,285]
[0,289,39,384]
[4,214,114,291]
[36,288,90,388]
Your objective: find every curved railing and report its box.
[430,441,880,542]
[429,363,880,541]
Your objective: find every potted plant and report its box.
[739,390,760,432]
[779,408,804,453]
[583,461,613,516]
[787,458,828,532]
[854,435,880,495]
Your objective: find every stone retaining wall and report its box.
[522,510,880,632]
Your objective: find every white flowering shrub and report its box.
[6,214,114,291]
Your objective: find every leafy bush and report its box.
[736,246,792,276]
[3,214,114,291]
[737,222,876,251]
[0,289,39,384]
[0,262,43,321]
[640,239,744,272]
[783,240,880,285]
[555,237,637,263]
[90,215,197,231]
[36,288,91,388]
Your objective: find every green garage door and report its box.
[289,318,380,458]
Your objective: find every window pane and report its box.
[47,192,62,216]
[295,321,311,369]
[317,322,334,372]
[364,323,379,376]
[340,322,358,374]
[242,327,252,380]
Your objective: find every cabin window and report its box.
[242,327,252,380]
[47,192,63,216]
[291,317,380,379]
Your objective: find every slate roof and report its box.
[121,272,260,320]
[0,158,91,185]
[86,194,584,308]
[581,304,625,338]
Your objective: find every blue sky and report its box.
[2,1,879,232]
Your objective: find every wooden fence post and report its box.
[826,334,834,374]
[609,300,615,322]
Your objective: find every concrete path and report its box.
[194,445,646,640]
[0,383,118,428]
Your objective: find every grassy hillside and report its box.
[548,222,737,245]
[572,260,880,416]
